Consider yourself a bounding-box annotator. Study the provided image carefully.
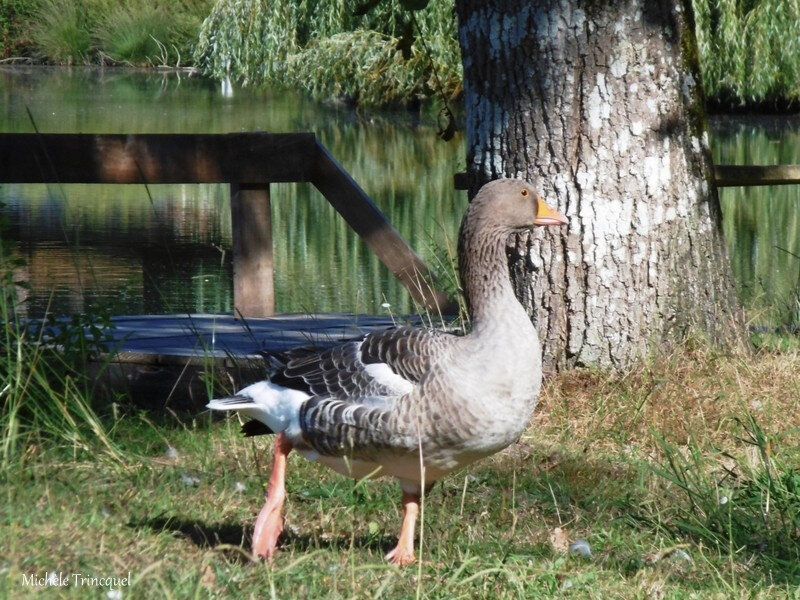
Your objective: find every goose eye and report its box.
[520,189,529,197]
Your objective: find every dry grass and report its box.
[539,342,800,452]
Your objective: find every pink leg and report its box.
[385,491,420,566]
[251,433,293,561]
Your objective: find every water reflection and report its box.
[710,115,800,327]
[1,67,798,327]
[0,66,466,317]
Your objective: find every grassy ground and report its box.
[1,339,799,598]
[0,340,800,598]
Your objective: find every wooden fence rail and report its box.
[0,133,451,317]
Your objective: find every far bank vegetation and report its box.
[0,0,798,110]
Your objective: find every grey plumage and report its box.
[208,178,566,492]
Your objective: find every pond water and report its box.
[1,67,799,327]
[0,66,467,318]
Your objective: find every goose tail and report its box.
[206,380,309,437]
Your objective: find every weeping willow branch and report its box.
[193,0,462,107]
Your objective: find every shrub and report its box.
[0,0,37,57]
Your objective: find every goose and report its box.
[207,178,568,565]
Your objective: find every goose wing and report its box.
[239,326,456,449]
[271,326,455,400]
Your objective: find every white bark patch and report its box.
[552,172,569,197]
[576,166,596,189]
[572,8,585,29]
[471,91,509,178]
[588,86,603,129]
[648,247,659,283]
[533,5,561,40]
[643,156,661,194]
[467,5,535,61]
[610,56,628,78]
[588,73,612,129]
[528,247,543,270]
[502,5,530,49]
[614,128,630,153]
[632,241,647,265]
[635,200,650,234]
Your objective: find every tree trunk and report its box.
[455,0,745,369]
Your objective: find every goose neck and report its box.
[459,224,531,335]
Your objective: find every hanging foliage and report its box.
[693,0,800,107]
[193,0,462,107]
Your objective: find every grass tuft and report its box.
[94,4,171,65]
[29,0,93,65]
[645,415,800,577]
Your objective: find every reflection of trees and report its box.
[1,68,463,316]
[710,117,800,326]
[19,245,142,316]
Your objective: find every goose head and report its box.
[467,179,568,232]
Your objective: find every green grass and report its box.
[1,339,799,597]
[26,0,213,66]
[29,0,93,65]
[2,174,799,597]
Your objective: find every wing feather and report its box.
[270,326,455,402]
[261,326,458,455]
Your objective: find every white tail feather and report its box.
[207,380,308,436]
[206,397,256,411]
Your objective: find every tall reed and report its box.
[0,199,124,467]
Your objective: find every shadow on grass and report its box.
[130,515,398,562]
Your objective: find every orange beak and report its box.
[534,197,569,226]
